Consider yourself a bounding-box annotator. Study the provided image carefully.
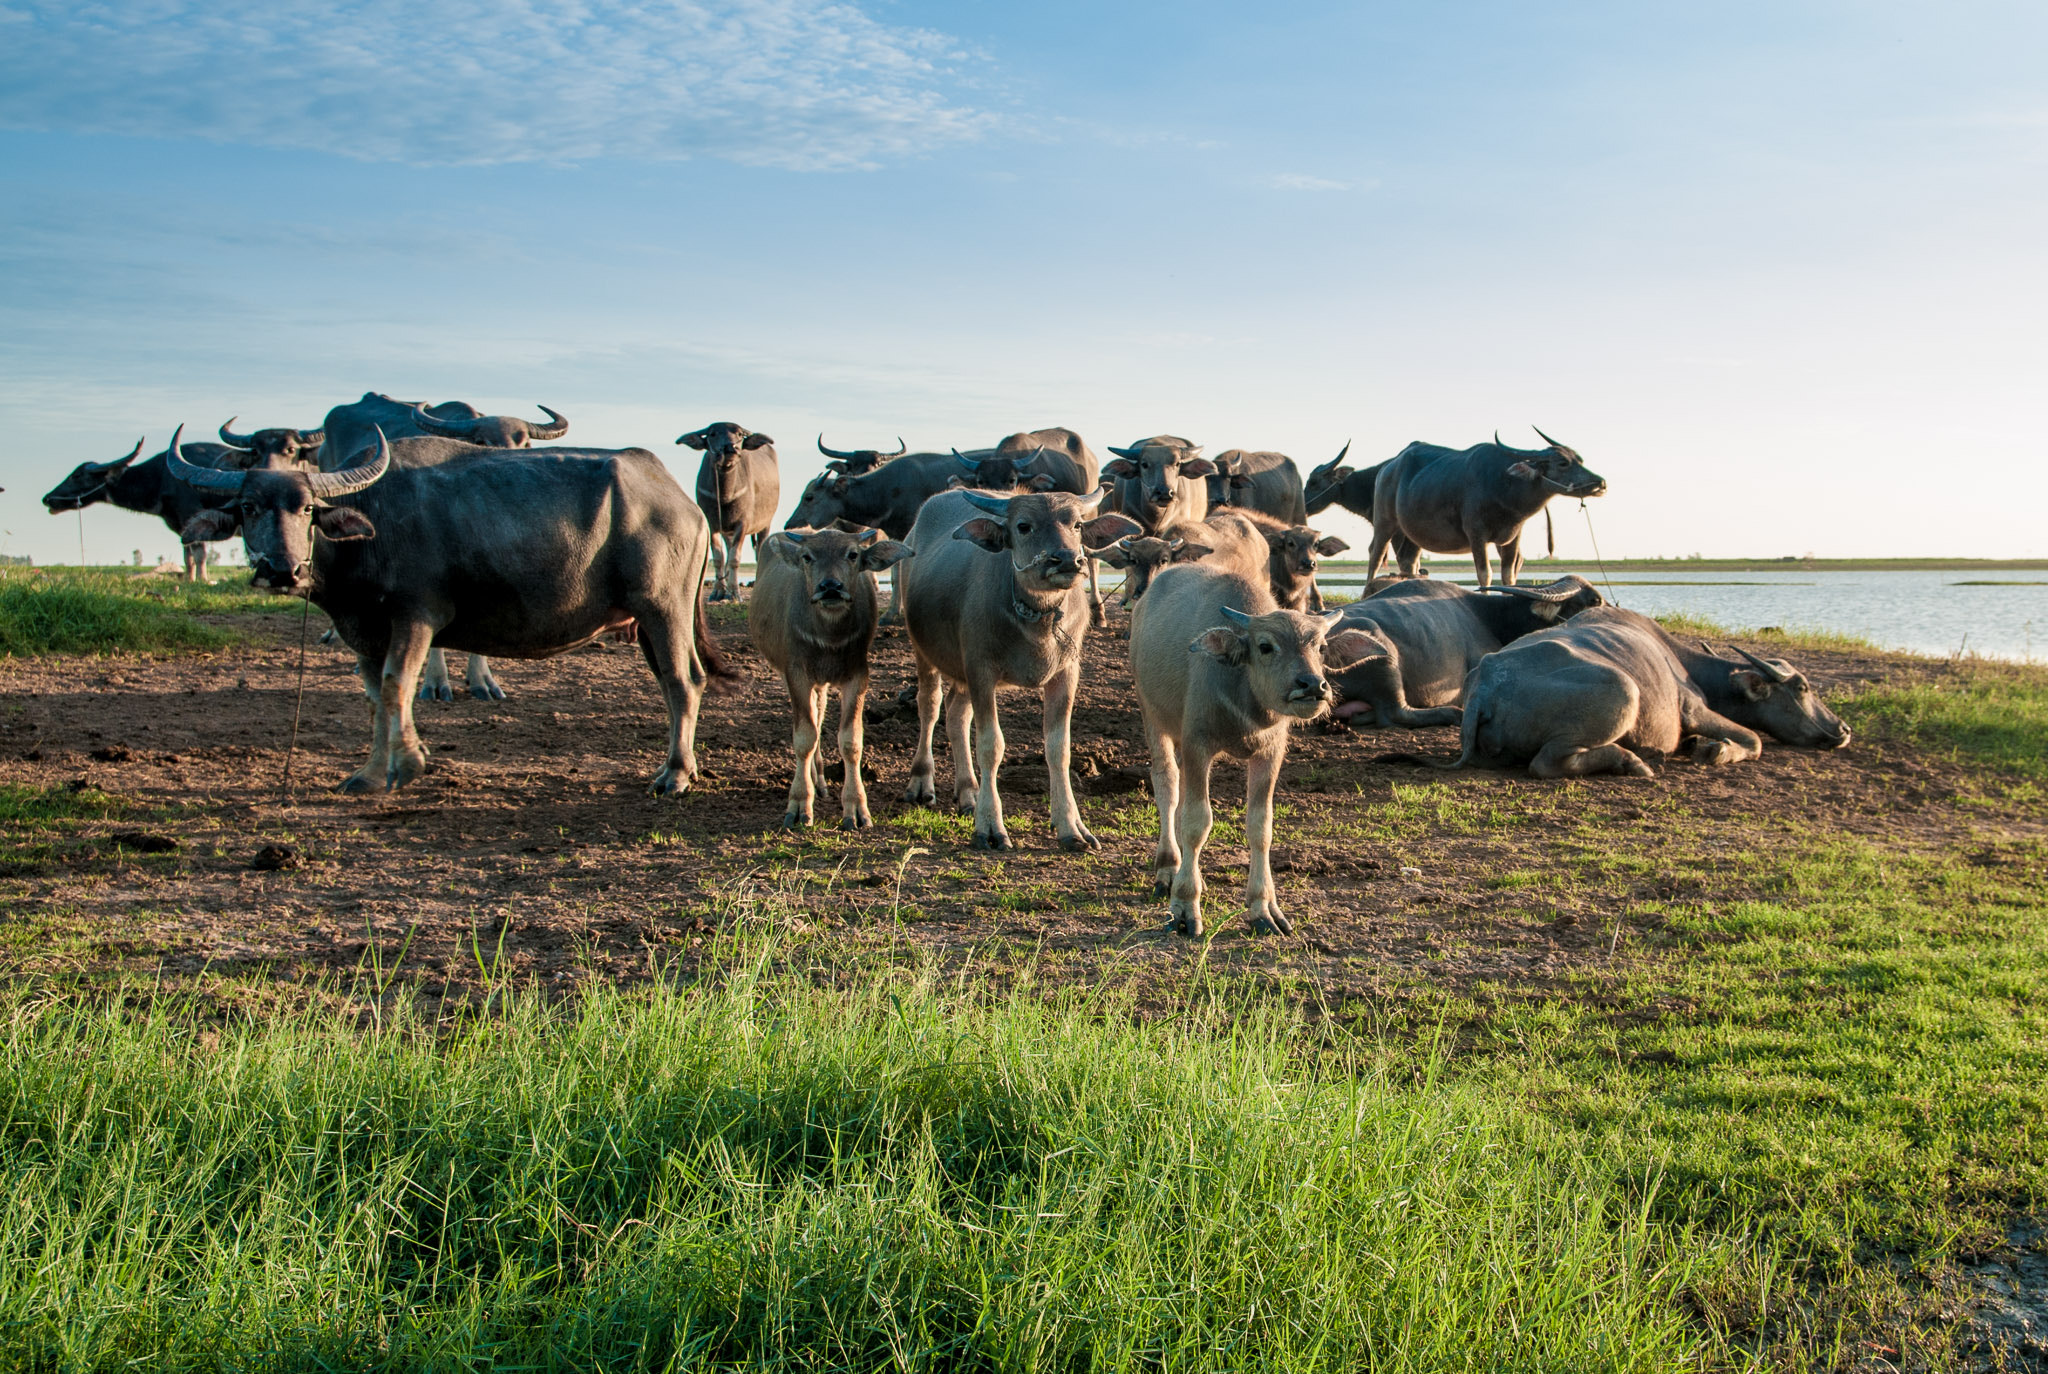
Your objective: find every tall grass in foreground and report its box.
[0,952,1745,1372]
[0,570,253,656]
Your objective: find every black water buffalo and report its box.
[1365,429,1606,587]
[815,435,907,477]
[1398,606,1848,778]
[1206,449,1307,525]
[408,403,568,448]
[169,427,730,796]
[677,421,780,603]
[1327,576,1605,728]
[900,487,1140,851]
[1103,436,1217,536]
[42,436,265,582]
[217,418,327,467]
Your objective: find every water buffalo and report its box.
[1101,508,1340,613]
[750,526,913,829]
[42,436,266,582]
[1327,576,1605,729]
[1206,449,1307,525]
[1365,429,1607,587]
[1103,436,1217,536]
[958,428,1109,624]
[1210,509,1347,612]
[217,419,327,467]
[815,435,907,477]
[1398,606,1849,778]
[169,426,731,795]
[677,422,780,603]
[900,487,1139,850]
[788,450,974,623]
[315,392,575,700]
[1130,562,1368,936]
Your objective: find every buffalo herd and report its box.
[41,397,1850,937]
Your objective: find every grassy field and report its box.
[0,567,304,657]
[0,570,2042,1369]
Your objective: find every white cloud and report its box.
[1267,173,1352,191]
[0,0,992,170]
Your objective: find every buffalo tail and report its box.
[693,587,743,694]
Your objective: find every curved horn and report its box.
[526,405,568,440]
[93,437,146,472]
[961,491,1011,517]
[165,425,245,492]
[1220,606,1251,628]
[217,417,256,449]
[1734,644,1792,684]
[817,434,860,460]
[1494,430,1505,448]
[953,447,982,471]
[1074,486,1108,515]
[1312,440,1351,476]
[1106,444,1141,459]
[886,437,907,458]
[306,427,391,498]
[295,428,325,450]
[1481,582,1577,603]
[783,529,809,544]
[1532,426,1564,450]
[410,404,476,438]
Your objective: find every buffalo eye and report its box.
[1016,521,1032,535]
[1258,641,1275,656]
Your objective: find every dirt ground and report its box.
[0,599,2034,1014]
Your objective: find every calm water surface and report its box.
[1313,570,2048,661]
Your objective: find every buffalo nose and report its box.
[1294,674,1327,698]
[814,578,846,598]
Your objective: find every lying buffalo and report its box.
[1391,606,1849,778]
[1329,576,1604,728]
[169,426,729,796]
[1361,429,1606,587]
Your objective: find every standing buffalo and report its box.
[42,436,265,582]
[407,403,568,448]
[1402,606,1849,778]
[677,422,780,603]
[750,526,913,829]
[815,435,907,478]
[1129,562,1364,937]
[217,419,327,467]
[900,487,1139,850]
[1103,436,1217,536]
[787,450,975,623]
[169,426,730,796]
[1206,449,1308,525]
[1364,429,1607,587]
[957,428,1110,624]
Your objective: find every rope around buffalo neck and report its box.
[1580,499,1617,605]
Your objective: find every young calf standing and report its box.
[750,526,912,828]
[1130,563,1368,936]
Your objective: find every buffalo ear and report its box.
[1026,473,1057,492]
[1177,457,1218,479]
[1103,458,1140,480]
[1730,669,1772,701]
[742,432,774,450]
[761,532,804,566]
[313,506,377,541]
[952,518,1009,553]
[1080,512,1143,550]
[1323,629,1383,670]
[824,459,850,474]
[1229,472,1254,488]
[677,431,710,450]
[1172,541,1214,563]
[180,509,240,543]
[1097,545,1134,569]
[830,476,851,494]
[1191,627,1248,664]
[1507,461,1539,480]
[1314,535,1350,557]
[860,540,914,571]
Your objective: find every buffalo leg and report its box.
[1394,535,1423,578]
[1243,746,1292,935]
[838,671,871,829]
[636,600,702,794]
[182,542,210,584]
[1468,537,1494,589]
[946,686,978,813]
[1680,707,1764,766]
[1167,743,1215,937]
[1085,556,1107,629]
[1043,663,1096,851]
[378,622,435,789]
[810,683,831,800]
[1529,740,1654,779]
[1364,526,1394,581]
[1144,716,1181,897]
[706,532,732,602]
[881,562,906,626]
[418,648,455,702]
[782,669,822,828]
[902,655,944,805]
[465,654,505,701]
[1306,575,1325,614]
[967,675,1009,850]
[342,653,392,795]
[1497,533,1524,587]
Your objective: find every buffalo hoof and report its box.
[386,754,428,790]
[839,812,871,831]
[972,827,1012,851]
[337,772,384,796]
[419,682,454,703]
[1165,906,1204,939]
[469,683,506,702]
[649,768,692,796]
[1152,876,1172,898]
[1056,826,1100,853]
[903,777,937,806]
[782,811,813,830]
[1248,909,1293,937]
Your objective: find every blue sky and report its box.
[3,0,2044,564]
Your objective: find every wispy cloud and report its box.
[0,0,992,170]
[1266,173,1354,192]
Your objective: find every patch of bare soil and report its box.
[0,604,2037,1014]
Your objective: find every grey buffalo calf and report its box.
[1424,606,1849,778]
[170,426,730,796]
[1129,563,1370,937]
[1328,576,1604,729]
[900,488,1139,850]
[749,526,913,829]
[678,421,781,603]
[1207,509,1348,612]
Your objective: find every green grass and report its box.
[1841,659,2048,782]
[0,781,130,876]
[0,568,298,655]
[0,955,1744,1372]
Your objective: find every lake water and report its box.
[1313,569,2048,661]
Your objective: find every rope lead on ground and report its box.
[1581,498,1617,606]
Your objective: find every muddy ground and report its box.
[1,597,2029,1018]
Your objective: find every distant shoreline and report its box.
[1316,557,2048,573]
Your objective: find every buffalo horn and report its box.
[1482,582,1576,603]
[885,437,907,458]
[218,418,257,449]
[817,434,859,460]
[94,438,146,472]
[1075,486,1108,514]
[410,404,476,438]
[953,447,981,471]
[1316,439,1351,475]
[1494,430,1505,448]
[528,406,569,440]
[1220,606,1252,628]
[1106,444,1141,459]
[165,426,245,492]
[1532,425,1565,451]
[307,427,392,498]
[961,491,1011,517]
[296,428,326,449]
[1734,644,1792,684]
[784,530,809,544]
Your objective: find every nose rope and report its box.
[1580,499,1617,606]
[279,591,313,803]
